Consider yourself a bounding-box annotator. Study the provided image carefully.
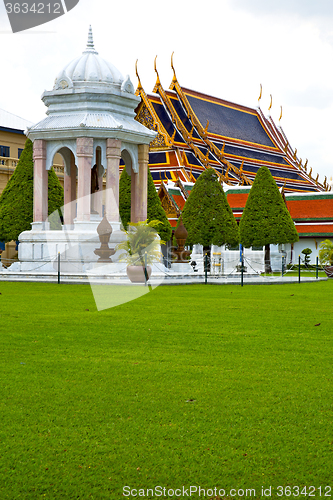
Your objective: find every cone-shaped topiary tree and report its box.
[239,166,299,272]
[181,168,239,247]
[119,167,172,242]
[147,169,172,242]
[119,166,131,230]
[0,138,64,242]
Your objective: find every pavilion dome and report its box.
[53,26,124,90]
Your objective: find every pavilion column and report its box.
[33,139,48,225]
[106,138,121,221]
[63,153,77,226]
[76,137,93,221]
[131,144,148,223]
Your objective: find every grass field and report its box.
[0,281,333,499]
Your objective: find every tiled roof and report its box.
[0,108,33,132]
[184,89,275,147]
[286,196,333,220]
[135,65,329,193]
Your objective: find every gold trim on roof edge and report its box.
[135,60,172,149]
[170,72,252,185]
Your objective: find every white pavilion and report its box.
[18,26,156,272]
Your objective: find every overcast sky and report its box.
[1,0,333,184]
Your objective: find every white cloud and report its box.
[228,0,333,18]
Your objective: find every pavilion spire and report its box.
[84,25,98,54]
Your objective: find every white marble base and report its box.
[171,262,193,274]
[18,220,125,273]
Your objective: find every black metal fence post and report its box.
[316,256,319,280]
[57,252,61,284]
[241,250,244,287]
[298,255,301,283]
[144,251,148,286]
[205,253,208,284]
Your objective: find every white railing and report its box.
[0,156,64,173]
[52,164,64,175]
[0,156,18,168]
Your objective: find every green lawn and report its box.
[0,281,333,499]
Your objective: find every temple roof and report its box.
[135,59,330,194]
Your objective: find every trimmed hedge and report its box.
[181,168,239,247]
[240,166,299,247]
[0,138,64,242]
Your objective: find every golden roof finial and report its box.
[258,83,262,103]
[171,51,177,84]
[293,148,297,161]
[268,94,273,112]
[283,141,289,153]
[315,173,319,184]
[154,55,161,87]
[309,167,313,178]
[279,106,283,122]
[135,59,143,93]
[304,159,308,171]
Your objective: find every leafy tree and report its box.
[119,167,172,242]
[181,168,239,247]
[239,166,299,272]
[0,138,64,242]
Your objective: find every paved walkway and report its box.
[0,270,328,285]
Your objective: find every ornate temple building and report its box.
[134,58,332,228]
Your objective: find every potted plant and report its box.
[116,220,164,283]
[319,239,333,278]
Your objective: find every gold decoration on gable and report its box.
[136,104,167,149]
[151,134,168,149]
[136,104,155,130]
[161,195,178,216]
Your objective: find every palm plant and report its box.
[116,220,164,265]
[319,239,333,266]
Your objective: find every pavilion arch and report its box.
[121,143,138,174]
[93,141,107,177]
[46,141,78,175]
